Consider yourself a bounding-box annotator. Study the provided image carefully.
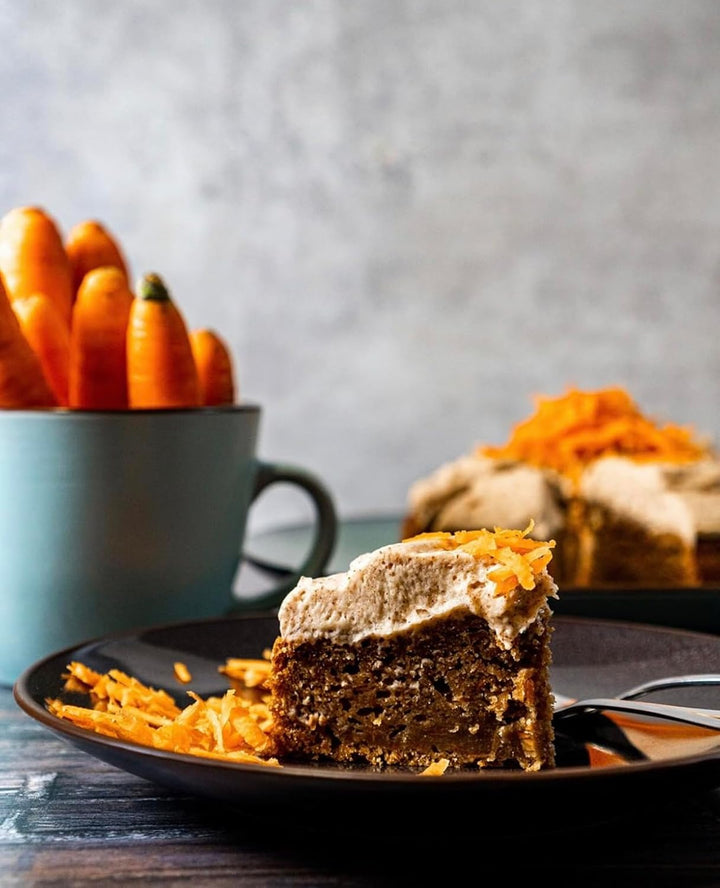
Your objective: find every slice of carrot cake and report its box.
[268,525,558,772]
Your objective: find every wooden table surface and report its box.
[1,681,719,887]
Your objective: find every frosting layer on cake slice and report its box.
[278,524,558,652]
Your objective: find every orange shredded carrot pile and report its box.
[480,386,709,482]
[404,521,555,596]
[46,660,280,766]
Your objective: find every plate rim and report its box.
[12,611,720,789]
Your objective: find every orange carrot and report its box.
[189,328,236,406]
[126,272,201,409]
[0,206,74,326]
[65,219,129,299]
[12,293,70,407]
[0,275,57,408]
[69,266,133,410]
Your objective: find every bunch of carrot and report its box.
[0,205,236,410]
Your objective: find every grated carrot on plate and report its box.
[219,654,272,689]
[173,661,192,684]
[46,660,280,767]
[420,759,450,776]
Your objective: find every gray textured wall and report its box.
[2,1,719,532]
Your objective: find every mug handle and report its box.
[231,461,338,611]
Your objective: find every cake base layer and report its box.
[269,608,555,772]
[573,507,698,587]
[697,534,720,584]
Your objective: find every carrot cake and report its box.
[268,525,558,772]
[402,387,717,588]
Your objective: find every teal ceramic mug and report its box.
[0,404,337,685]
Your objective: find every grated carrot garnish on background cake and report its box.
[480,386,709,482]
[404,521,555,596]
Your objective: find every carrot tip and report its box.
[137,272,170,302]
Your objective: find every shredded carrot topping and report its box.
[404,521,555,596]
[480,386,709,483]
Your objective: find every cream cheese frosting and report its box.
[579,456,696,543]
[277,536,558,651]
[406,454,566,541]
[663,459,720,535]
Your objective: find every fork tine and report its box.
[619,674,720,702]
[554,697,720,731]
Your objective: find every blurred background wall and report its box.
[2,0,719,531]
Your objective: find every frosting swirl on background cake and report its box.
[580,456,696,543]
[405,454,566,541]
[663,459,720,536]
[278,527,558,651]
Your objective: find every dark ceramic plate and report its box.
[13,612,720,835]
[243,515,720,635]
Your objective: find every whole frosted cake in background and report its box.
[402,387,720,588]
[269,525,557,772]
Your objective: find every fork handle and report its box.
[619,673,720,701]
[554,697,720,731]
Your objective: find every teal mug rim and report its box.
[0,402,262,418]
